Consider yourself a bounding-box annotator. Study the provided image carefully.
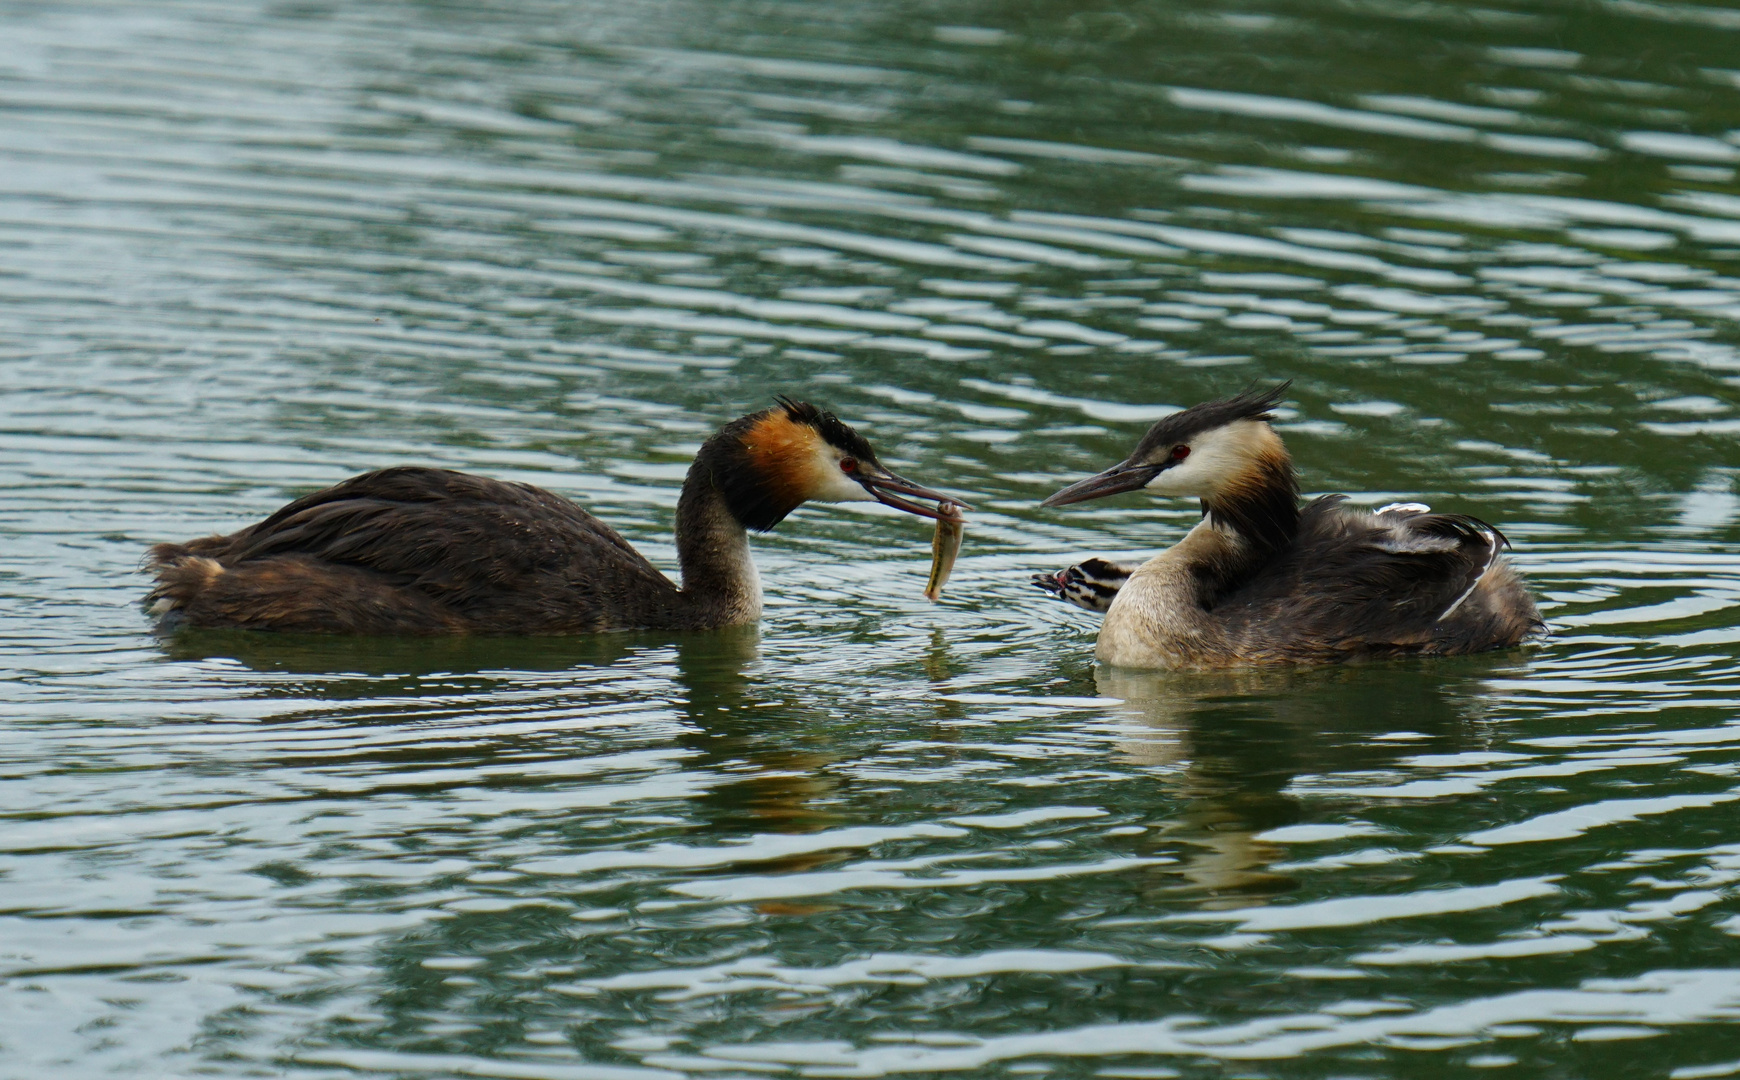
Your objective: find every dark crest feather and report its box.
[1132,381,1292,461]
[774,395,878,462]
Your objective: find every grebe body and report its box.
[1037,384,1541,669]
[147,399,957,635]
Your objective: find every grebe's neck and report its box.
[672,434,772,626]
[1199,428,1300,562]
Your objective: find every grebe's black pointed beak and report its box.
[858,468,971,521]
[1040,460,1163,508]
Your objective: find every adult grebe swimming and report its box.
[146,398,962,635]
[1035,384,1542,669]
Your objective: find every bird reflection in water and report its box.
[668,624,846,840]
[163,625,851,871]
[1097,659,1512,907]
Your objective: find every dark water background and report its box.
[6,1,1740,1076]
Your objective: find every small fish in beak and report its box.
[925,502,965,602]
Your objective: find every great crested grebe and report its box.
[146,398,961,635]
[1035,383,1542,669]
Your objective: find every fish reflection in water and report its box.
[1097,659,1514,906]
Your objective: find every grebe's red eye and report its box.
[840,458,858,473]
[1171,445,1190,460]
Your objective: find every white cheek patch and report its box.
[822,470,875,502]
[1143,422,1256,497]
[1144,460,1194,496]
[808,442,874,502]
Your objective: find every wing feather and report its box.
[1215,498,1511,655]
[222,467,679,611]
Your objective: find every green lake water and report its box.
[5,0,1740,1075]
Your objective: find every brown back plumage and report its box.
[146,467,688,634]
[144,397,931,636]
[1210,499,1542,662]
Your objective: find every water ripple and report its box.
[5,0,1740,1076]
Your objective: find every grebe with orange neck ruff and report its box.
[147,398,963,635]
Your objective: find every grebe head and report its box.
[1041,382,1293,508]
[710,397,964,530]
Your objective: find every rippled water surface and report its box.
[7,1,1740,1075]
